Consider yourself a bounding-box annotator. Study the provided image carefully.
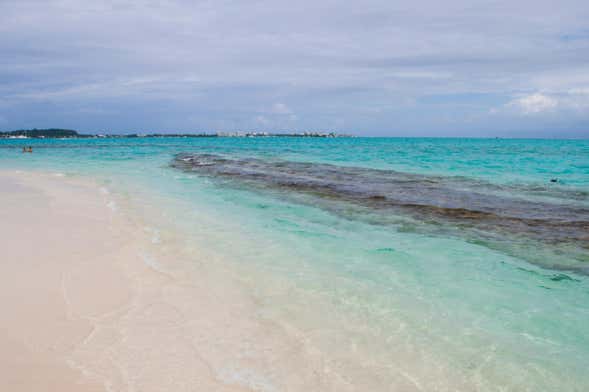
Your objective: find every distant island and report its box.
[0,128,85,139]
[0,128,352,139]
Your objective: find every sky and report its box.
[1,0,589,137]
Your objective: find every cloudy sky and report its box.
[1,0,588,136]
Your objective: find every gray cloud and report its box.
[1,0,588,136]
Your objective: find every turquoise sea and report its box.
[1,137,588,390]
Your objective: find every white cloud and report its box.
[509,93,558,114]
[506,89,589,115]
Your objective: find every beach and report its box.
[0,171,273,391]
[3,0,589,389]
[0,170,363,391]
[1,138,588,391]
[0,170,135,390]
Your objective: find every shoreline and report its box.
[1,170,136,391]
[3,166,586,390]
[0,170,357,391]
[0,170,258,391]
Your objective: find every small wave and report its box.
[106,200,117,211]
[215,365,277,392]
[141,253,166,274]
[144,226,161,244]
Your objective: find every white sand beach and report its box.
[0,171,136,391]
[0,170,358,392]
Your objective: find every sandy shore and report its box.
[0,170,258,391]
[0,170,134,391]
[0,170,357,392]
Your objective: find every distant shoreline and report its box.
[0,128,353,139]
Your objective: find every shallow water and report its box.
[1,137,588,390]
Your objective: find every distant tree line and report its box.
[0,128,83,138]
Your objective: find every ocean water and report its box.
[1,137,588,390]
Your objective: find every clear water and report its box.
[1,137,588,390]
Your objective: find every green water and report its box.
[1,137,588,390]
